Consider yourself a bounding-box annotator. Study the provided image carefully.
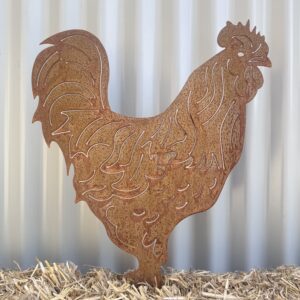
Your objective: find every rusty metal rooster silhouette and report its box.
[32,21,271,287]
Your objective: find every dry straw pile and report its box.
[0,261,300,299]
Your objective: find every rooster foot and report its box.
[124,267,163,288]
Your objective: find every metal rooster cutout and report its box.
[32,21,271,287]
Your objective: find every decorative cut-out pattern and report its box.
[32,21,271,287]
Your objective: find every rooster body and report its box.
[32,21,271,286]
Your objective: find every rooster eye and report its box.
[238,52,245,57]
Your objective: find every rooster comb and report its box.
[218,20,267,51]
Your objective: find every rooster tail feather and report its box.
[32,29,110,171]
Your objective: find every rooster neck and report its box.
[185,57,247,174]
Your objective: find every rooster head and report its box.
[218,21,271,101]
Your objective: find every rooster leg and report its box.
[125,238,168,287]
[124,235,170,287]
[125,256,163,287]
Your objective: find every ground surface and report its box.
[0,261,300,299]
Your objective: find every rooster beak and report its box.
[249,56,272,68]
[263,56,272,68]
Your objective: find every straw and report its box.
[0,261,299,299]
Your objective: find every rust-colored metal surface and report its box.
[32,21,271,287]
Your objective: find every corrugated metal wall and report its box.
[0,0,300,274]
